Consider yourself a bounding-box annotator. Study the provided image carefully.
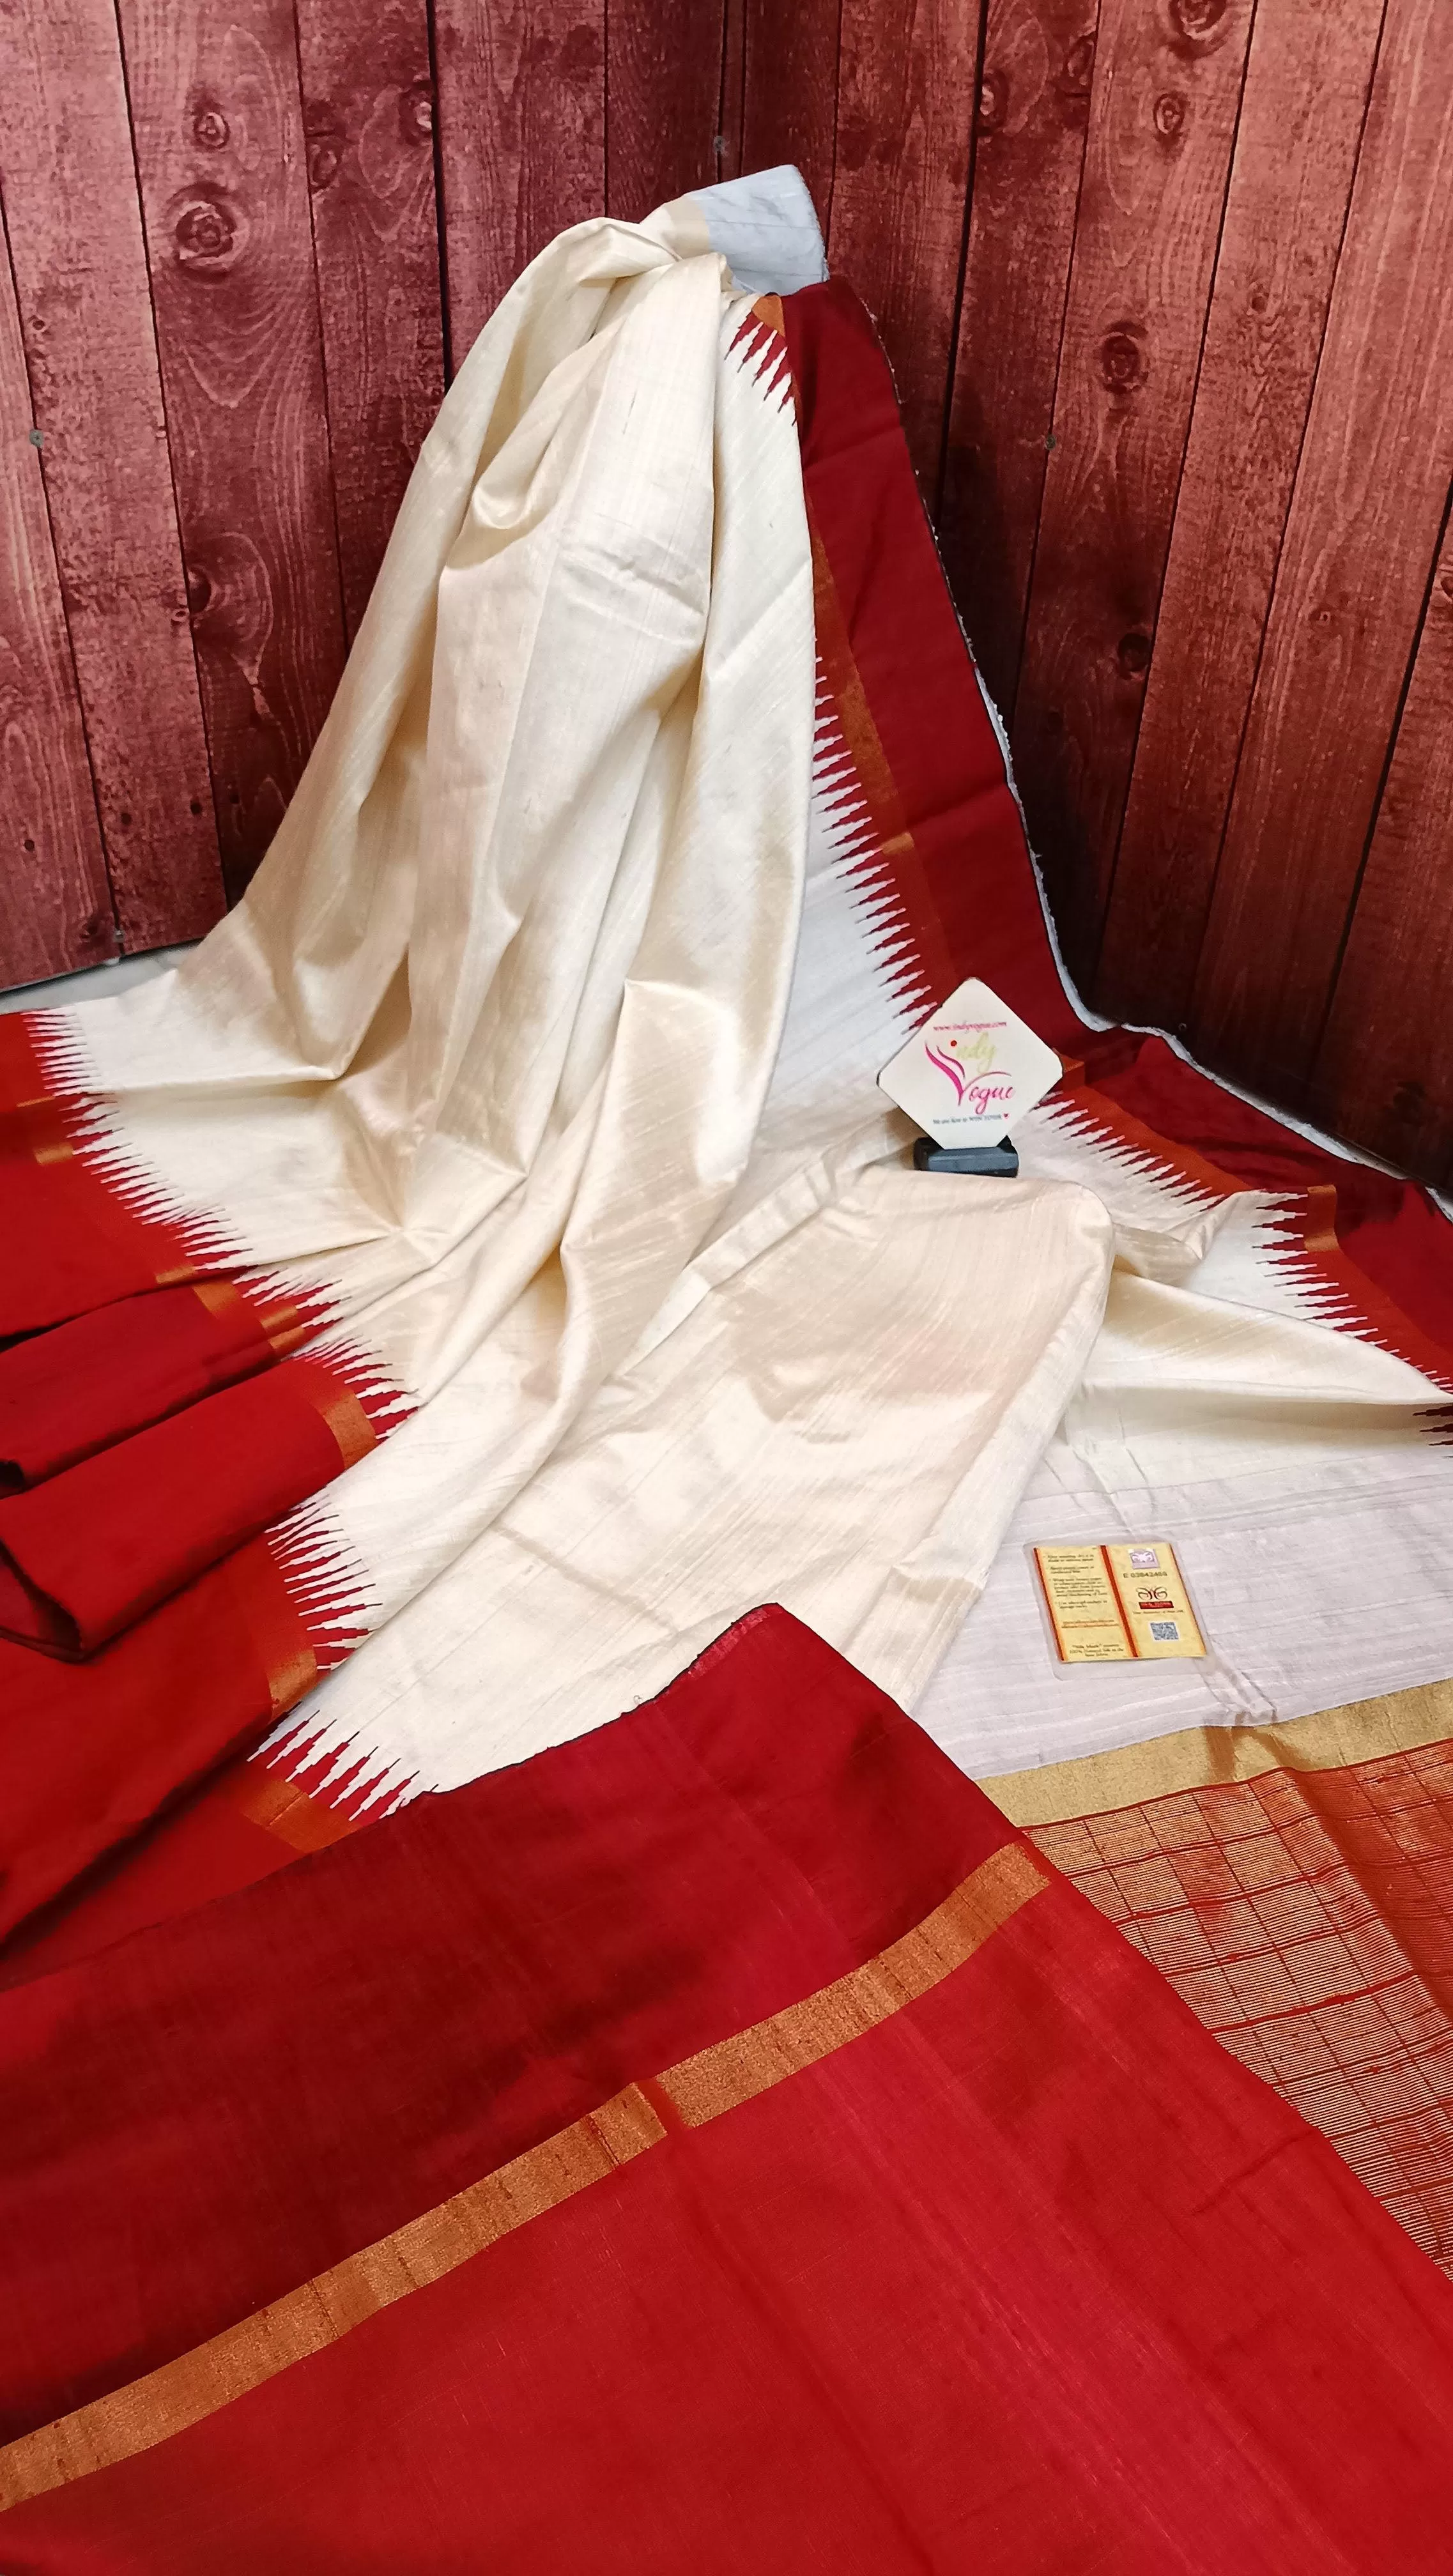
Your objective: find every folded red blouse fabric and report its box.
[0,1285,284,1492]
[0,1538,325,1943]
[2,1609,1452,2570]
[0,1360,378,1657]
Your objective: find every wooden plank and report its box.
[827,0,982,493]
[606,3,726,220]
[1312,510,1453,1187]
[939,0,1097,719]
[293,0,446,641]
[1191,0,1453,1094]
[0,0,224,956]
[1096,0,1385,1035]
[118,0,348,905]
[433,0,605,365]
[1010,0,1256,990]
[0,204,113,987]
[717,0,746,187]
[739,0,840,235]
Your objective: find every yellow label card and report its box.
[1034,1545,1135,1662]
[1034,1542,1204,1664]
[1104,1542,1205,1659]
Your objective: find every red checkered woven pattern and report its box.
[1031,1740,1453,2273]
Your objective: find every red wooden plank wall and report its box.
[1,0,1450,1186]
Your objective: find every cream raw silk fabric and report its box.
[61,189,815,1380]
[919,1255,1453,1785]
[35,173,1447,1817]
[24,171,1114,1782]
[24,180,824,1609]
[243,184,1448,1811]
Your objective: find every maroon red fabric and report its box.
[0,1540,315,1946]
[4,1609,1453,2569]
[1097,1032,1453,1356]
[0,1361,357,1657]
[0,1757,306,1995]
[785,279,1074,1053]
[0,1609,1001,2439]
[0,1286,277,1491]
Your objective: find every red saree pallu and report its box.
[3,1610,1453,2570]
[0,1724,360,1991]
[0,1609,992,2437]
[981,1679,1453,2278]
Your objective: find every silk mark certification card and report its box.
[877,977,1062,1146]
[1034,1541,1206,1664]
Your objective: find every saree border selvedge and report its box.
[982,1673,1453,2276]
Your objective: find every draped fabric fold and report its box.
[0,176,819,1642]
[0,188,1123,1949]
[3,174,1453,1974]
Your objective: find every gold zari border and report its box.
[0,1842,1045,2512]
[658,1844,1046,2125]
[978,1676,1453,1829]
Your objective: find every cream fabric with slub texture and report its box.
[38,190,820,1644]
[274,1172,1114,1799]
[58,206,812,1366]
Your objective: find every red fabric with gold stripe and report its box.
[2,1611,1452,2569]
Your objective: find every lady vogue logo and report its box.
[924,1026,1015,1121]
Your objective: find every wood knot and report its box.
[1055,31,1095,118]
[192,105,229,150]
[173,195,242,272]
[1116,632,1153,677]
[401,81,434,144]
[834,117,872,175]
[305,103,345,190]
[977,68,1007,134]
[1169,0,1226,40]
[1098,325,1147,394]
[557,22,602,77]
[1153,91,1187,137]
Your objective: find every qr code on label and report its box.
[1149,1620,1180,1643]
